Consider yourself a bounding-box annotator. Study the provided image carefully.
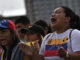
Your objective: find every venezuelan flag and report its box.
[44,37,68,57]
[0,48,4,60]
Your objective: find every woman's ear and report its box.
[65,17,70,24]
[66,17,70,22]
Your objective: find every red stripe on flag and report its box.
[44,50,58,57]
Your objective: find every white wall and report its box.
[0,0,26,17]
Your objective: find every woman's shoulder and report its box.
[72,29,80,34]
[44,32,54,38]
[11,44,24,60]
[71,29,80,36]
[43,32,55,40]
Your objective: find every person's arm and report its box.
[66,51,80,60]
[68,29,80,60]
[23,53,44,60]
[18,42,44,60]
[23,54,31,60]
[30,53,44,60]
[18,34,50,60]
[58,47,80,60]
[58,30,80,60]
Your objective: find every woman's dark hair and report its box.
[34,20,52,34]
[37,33,43,47]
[2,28,20,60]
[48,24,52,33]
[34,20,48,30]
[15,16,30,26]
[61,6,80,30]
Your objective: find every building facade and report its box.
[25,0,80,24]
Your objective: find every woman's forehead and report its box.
[26,32,36,35]
[53,7,64,12]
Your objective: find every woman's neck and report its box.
[56,26,69,34]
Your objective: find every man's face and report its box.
[15,23,25,38]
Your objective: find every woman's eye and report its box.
[55,11,61,14]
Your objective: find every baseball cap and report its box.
[0,19,16,31]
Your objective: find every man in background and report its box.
[15,16,30,41]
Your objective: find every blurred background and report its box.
[0,0,80,24]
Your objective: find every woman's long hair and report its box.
[61,6,80,30]
[2,28,20,60]
[37,33,43,47]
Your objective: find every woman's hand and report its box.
[58,47,67,58]
[18,42,35,56]
[18,41,39,56]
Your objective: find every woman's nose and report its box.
[51,13,55,17]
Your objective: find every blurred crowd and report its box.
[0,6,80,60]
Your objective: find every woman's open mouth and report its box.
[51,17,57,23]
[0,39,6,45]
